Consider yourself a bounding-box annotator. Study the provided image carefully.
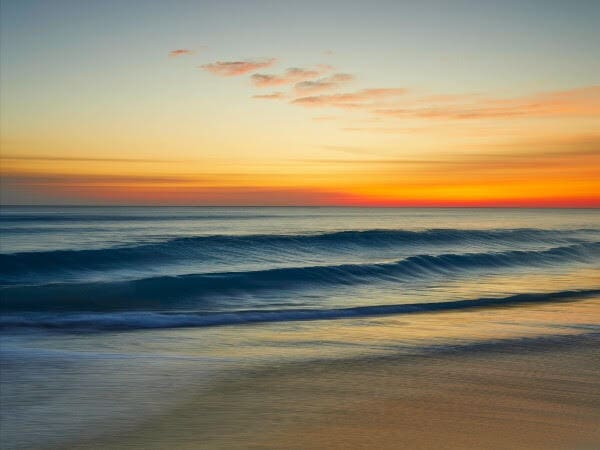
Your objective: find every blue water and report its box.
[1,207,599,448]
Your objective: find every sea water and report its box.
[1,207,599,448]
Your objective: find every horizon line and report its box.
[1,204,599,209]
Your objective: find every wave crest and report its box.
[1,242,598,312]
[0,228,593,279]
[2,289,598,331]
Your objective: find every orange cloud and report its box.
[201,58,277,76]
[250,66,331,87]
[252,92,285,100]
[376,86,600,120]
[292,88,407,109]
[169,49,194,57]
[294,73,354,94]
[285,81,599,121]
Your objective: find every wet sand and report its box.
[87,333,600,450]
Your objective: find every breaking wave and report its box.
[2,289,598,331]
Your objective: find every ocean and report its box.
[1,207,599,449]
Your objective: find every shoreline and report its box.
[85,332,600,450]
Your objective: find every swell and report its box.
[1,242,598,312]
[0,228,592,278]
[1,289,598,331]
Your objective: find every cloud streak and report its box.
[169,49,194,57]
[0,173,217,186]
[286,83,599,121]
[250,65,332,87]
[201,58,277,76]
[376,86,600,120]
[294,73,354,94]
[0,155,181,163]
[253,92,286,100]
[292,88,407,109]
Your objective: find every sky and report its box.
[1,0,599,206]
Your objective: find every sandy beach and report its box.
[80,332,600,450]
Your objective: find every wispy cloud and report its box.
[341,126,422,134]
[376,86,600,120]
[0,155,177,163]
[292,88,407,109]
[194,54,598,129]
[250,66,331,87]
[288,83,599,121]
[201,58,277,77]
[168,49,194,57]
[252,92,286,100]
[1,173,209,186]
[294,73,354,94]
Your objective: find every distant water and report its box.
[1,207,599,448]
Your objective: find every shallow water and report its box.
[1,207,599,448]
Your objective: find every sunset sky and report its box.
[1,0,599,206]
